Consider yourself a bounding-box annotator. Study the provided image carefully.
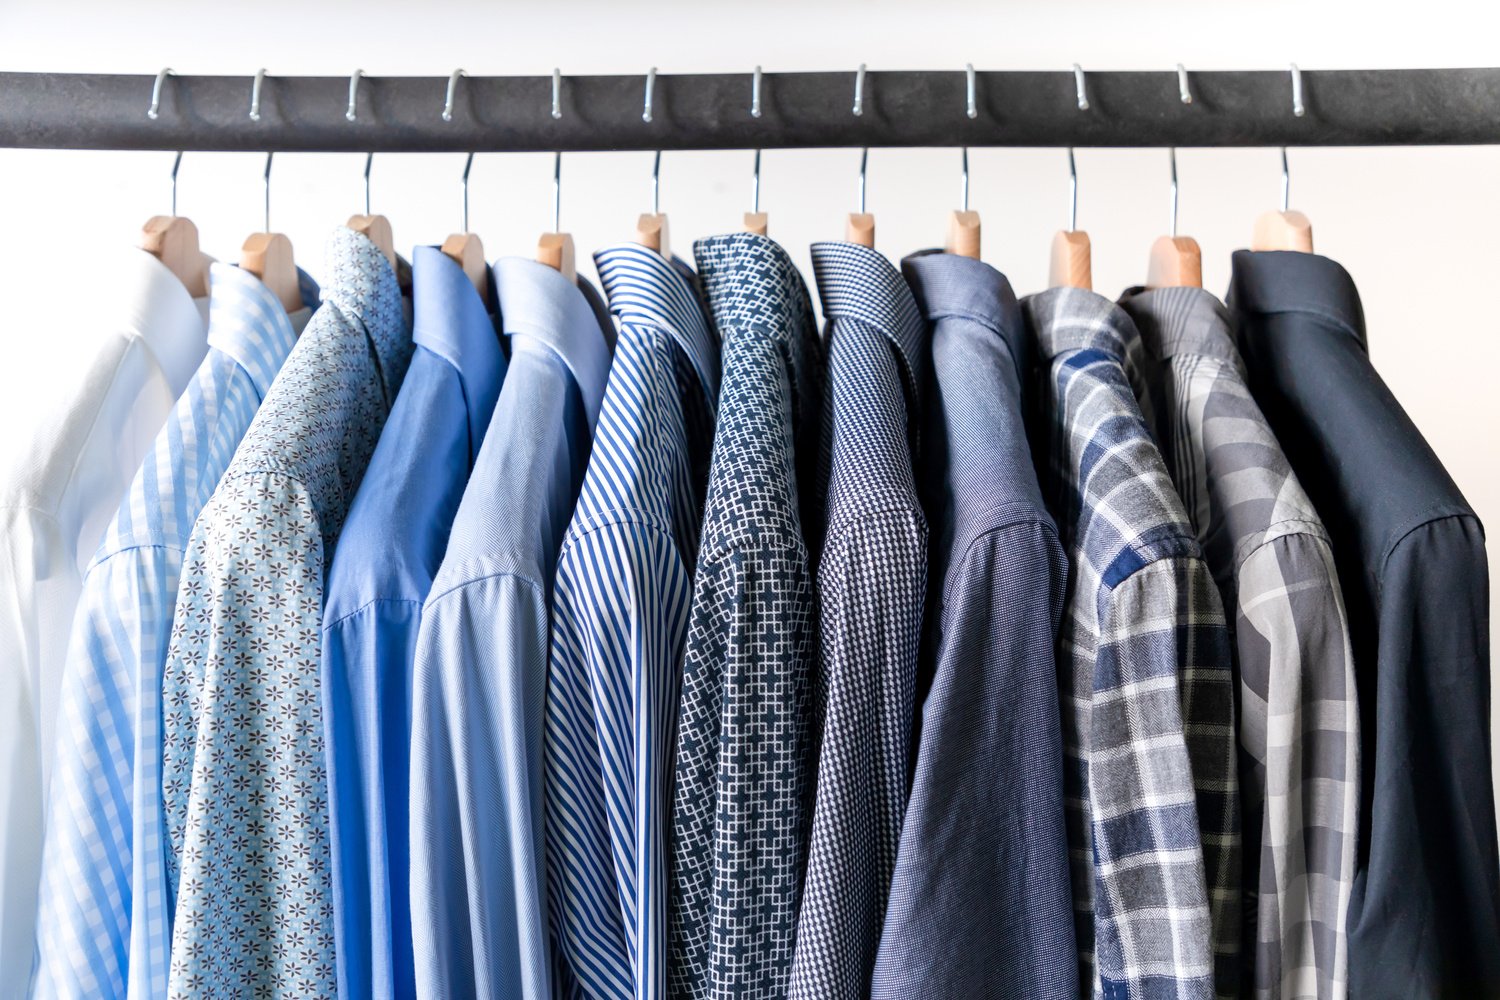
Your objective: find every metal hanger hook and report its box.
[552,68,563,120]
[650,150,662,216]
[552,151,562,233]
[442,69,466,122]
[170,149,183,216]
[1168,147,1180,238]
[751,149,762,214]
[148,67,175,120]
[263,151,274,233]
[1290,63,1305,117]
[1177,64,1193,105]
[461,152,475,232]
[960,147,969,212]
[751,65,763,118]
[1066,147,1078,232]
[249,69,267,121]
[1279,147,1290,213]
[1072,64,1090,111]
[965,63,977,119]
[643,67,657,123]
[362,151,373,215]
[852,63,867,116]
[857,147,869,214]
[346,69,364,122]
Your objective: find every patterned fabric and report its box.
[870,252,1077,1000]
[160,228,412,998]
[1,248,208,985]
[669,233,822,1000]
[1022,286,1239,1000]
[31,263,315,1000]
[321,246,505,1000]
[1229,250,1500,999]
[409,258,611,1000]
[543,245,718,1000]
[1119,285,1359,1000]
[788,242,928,1000]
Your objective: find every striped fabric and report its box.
[160,229,412,998]
[669,233,822,1000]
[789,242,929,1000]
[1119,286,1359,1000]
[1022,286,1240,1000]
[31,263,315,1000]
[545,244,718,1000]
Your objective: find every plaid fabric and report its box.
[1023,287,1240,1000]
[1120,286,1358,1000]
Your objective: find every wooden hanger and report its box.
[637,151,671,259]
[1048,150,1092,289]
[845,147,875,248]
[1146,149,1203,289]
[943,137,980,259]
[744,150,768,235]
[1251,149,1314,252]
[139,153,210,298]
[346,153,397,272]
[242,154,304,314]
[537,152,577,283]
[441,154,488,298]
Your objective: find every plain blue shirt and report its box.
[321,246,506,1000]
[409,258,611,1000]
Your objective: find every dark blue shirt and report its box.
[870,251,1076,1000]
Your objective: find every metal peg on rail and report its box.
[249,69,266,121]
[147,67,174,119]
[442,69,466,122]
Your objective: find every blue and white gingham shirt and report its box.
[545,245,718,1000]
[31,262,317,1000]
[1023,286,1240,1000]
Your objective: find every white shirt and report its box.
[0,247,208,983]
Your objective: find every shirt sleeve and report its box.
[159,472,333,997]
[544,521,692,1000]
[409,571,552,1000]
[1235,530,1359,998]
[670,542,816,998]
[1094,555,1237,999]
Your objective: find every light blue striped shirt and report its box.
[409,258,612,1000]
[545,245,719,1000]
[31,262,316,1000]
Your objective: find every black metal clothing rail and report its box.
[1,68,1498,152]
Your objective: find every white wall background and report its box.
[0,0,1496,768]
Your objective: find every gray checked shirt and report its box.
[1119,286,1358,1000]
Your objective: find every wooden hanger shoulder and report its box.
[743,211,768,236]
[1251,209,1314,252]
[636,213,671,259]
[441,232,488,299]
[139,215,210,298]
[537,231,577,284]
[1147,234,1203,289]
[845,212,875,248]
[1049,229,1093,290]
[945,210,981,260]
[241,232,304,314]
[346,213,397,271]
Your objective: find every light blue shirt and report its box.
[160,228,413,996]
[545,245,718,1000]
[409,258,611,1000]
[30,263,316,1000]
[322,247,506,1000]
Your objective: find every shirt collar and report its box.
[1227,249,1368,349]
[1116,285,1242,369]
[811,240,929,395]
[1023,285,1145,369]
[901,249,1027,384]
[493,257,611,427]
[114,247,211,397]
[323,226,409,401]
[411,245,506,457]
[593,243,720,410]
[205,262,321,399]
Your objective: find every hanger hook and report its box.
[1176,64,1193,105]
[552,68,563,120]
[643,67,657,123]
[749,148,762,215]
[1067,147,1078,232]
[857,147,869,215]
[1072,64,1090,111]
[460,152,475,232]
[751,65,763,118]
[1168,147,1180,238]
[363,151,373,215]
[852,63,867,116]
[170,150,183,216]
[346,69,364,122]
[442,68,466,122]
[960,147,970,213]
[1290,63,1305,117]
[148,67,175,120]
[650,150,662,216]
[263,152,274,233]
[249,69,266,122]
[965,63,977,119]
[1279,147,1290,213]
[552,151,562,233]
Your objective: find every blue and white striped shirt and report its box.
[545,244,718,1000]
[31,262,316,1000]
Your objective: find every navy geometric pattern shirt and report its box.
[669,233,823,1000]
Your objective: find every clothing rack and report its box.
[2,67,1499,152]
